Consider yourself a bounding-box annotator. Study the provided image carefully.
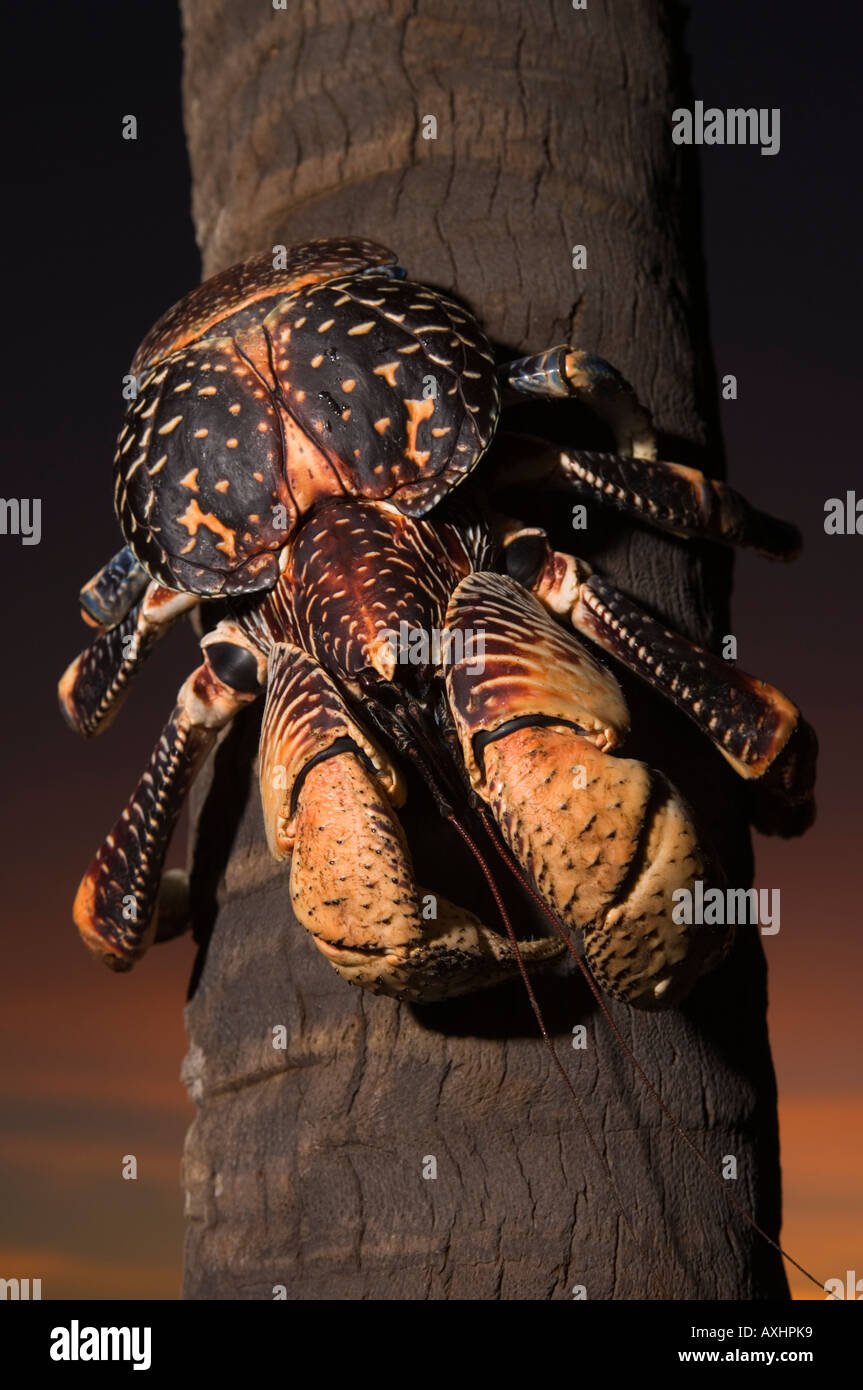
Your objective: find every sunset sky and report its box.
[1,2,860,1301]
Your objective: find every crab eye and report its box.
[205,642,262,693]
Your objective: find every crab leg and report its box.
[497,346,800,560]
[260,642,562,1001]
[78,545,150,627]
[508,531,817,827]
[556,442,800,560]
[444,572,731,1009]
[498,347,656,458]
[73,621,265,970]
[59,582,199,737]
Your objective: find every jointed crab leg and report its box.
[73,621,265,970]
[509,531,817,820]
[78,544,150,627]
[497,346,800,561]
[499,347,656,459]
[59,583,199,737]
[555,442,800,560]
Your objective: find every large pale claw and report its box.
[289,752,564,1002]
[481,725,730,1009]
[315,896,564,1004]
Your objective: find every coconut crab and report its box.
[59,236,816,1015]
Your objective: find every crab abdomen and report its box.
[243,497,484,686]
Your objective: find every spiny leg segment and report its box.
[73,621,265,970]
[60,581,199,737]
[502,528,817,830]
[498,347,800,560]
[78,545,150,627]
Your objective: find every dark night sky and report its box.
[0,1,860,1298]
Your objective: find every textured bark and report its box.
[178,0,789,1300]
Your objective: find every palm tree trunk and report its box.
[179,0,788,1300]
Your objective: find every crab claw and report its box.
[287,751,563,1002]
[443,572,731,1009]
[481,726,730,1009]
[313,896,564,1004]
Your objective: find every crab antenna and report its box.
[477,805,826,1296]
